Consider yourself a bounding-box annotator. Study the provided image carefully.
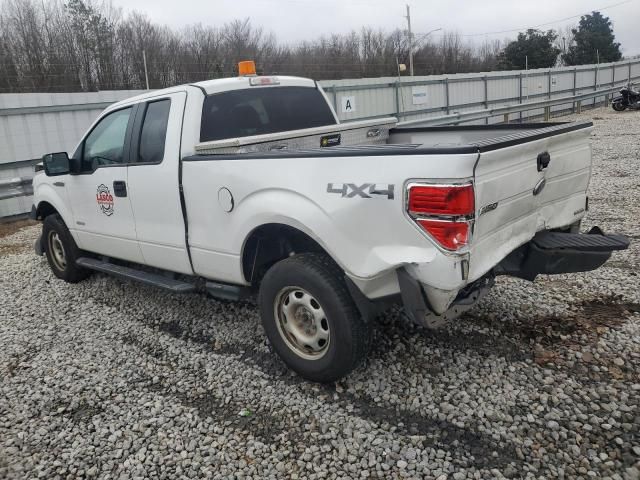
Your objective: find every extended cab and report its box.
[32,64,629,381]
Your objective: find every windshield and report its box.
[200,86,336,142]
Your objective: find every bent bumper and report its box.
[398,268,494,329]
[396,227,629,328]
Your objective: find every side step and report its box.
[499,227,630,281]
[532,230,630,252]
[76,257,196,293]
[205,281,251,302]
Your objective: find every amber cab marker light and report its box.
[238,60,257,76]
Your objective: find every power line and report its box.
[415,0,636,38]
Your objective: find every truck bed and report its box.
[191,121,592,158]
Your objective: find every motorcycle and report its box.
[612,83,640,111]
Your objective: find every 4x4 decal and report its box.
[327,183,395,199]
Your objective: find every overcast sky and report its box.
[111,0,640,56]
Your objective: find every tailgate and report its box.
[469,123,593,281]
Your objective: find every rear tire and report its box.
[43,214,90,283]
[612,101,627,112]
[258,253,371,382]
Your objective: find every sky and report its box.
[110,0,640,56]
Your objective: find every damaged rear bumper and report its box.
[398,269,494,329]
[395,227,629,329]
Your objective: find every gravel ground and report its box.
[1,107,639,480]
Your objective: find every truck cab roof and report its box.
[108,75,318,111]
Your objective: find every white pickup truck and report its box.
[31,64,629,382]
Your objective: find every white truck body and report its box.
[31,72,629,380]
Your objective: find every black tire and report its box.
[258,253,371,382]
[42,214,90,283]
[612,101,627,112]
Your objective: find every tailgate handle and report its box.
[537,152,551,171]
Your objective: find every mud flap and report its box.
[34,235,44,256]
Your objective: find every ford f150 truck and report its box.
[31,62,629,382]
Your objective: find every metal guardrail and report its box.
[0,175,34,201]
[322,60,640,123]
[398,85,622,126]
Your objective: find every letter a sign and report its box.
[341,96,356,113]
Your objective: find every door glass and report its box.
[82,107,132,171]
[138,99,171,163]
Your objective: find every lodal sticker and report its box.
[96,184,114,216]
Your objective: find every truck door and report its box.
[65,105,145,264]
[126,91,192,275]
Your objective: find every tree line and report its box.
[499,12,623,70]
[0,0,625,93]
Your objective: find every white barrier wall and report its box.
[318,60,640,124]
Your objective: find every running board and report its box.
[205,281,250,301]
[76,257,196,293]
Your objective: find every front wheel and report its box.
[258,253,371,382]
[612,101,627,111]
[42,214,90,283]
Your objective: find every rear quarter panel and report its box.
[181,152,478,286]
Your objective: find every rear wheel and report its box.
[258,253,371,382]
[612,101,627,111]
[43,214,90,283]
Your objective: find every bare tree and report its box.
[0,0,528,93]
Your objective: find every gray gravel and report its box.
[1,107,639,479]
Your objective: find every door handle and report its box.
[537,152,551,172]
[113,180,127,197]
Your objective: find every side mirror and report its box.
[42,152,70,176]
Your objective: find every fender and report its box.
[33,179,76,239]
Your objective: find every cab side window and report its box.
[137,99,171,164]
[82,107,133,171]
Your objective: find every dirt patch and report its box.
[0,219,36,238]
[179,394,295,444]
[476,296,637,352]
[527,297,638,349]
[0,243,29,256]
[49,399,104,423]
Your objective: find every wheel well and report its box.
[242,224,331,284]
[35,201,58,220]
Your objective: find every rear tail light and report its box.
[416,220,469,250]
[407,183,475,251]
[408,184,475,216]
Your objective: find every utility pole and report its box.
[596,50,600,89]
[143,50,150,90]
[405,5,414,76]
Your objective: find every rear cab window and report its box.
[200,86,336,142]
[138,99,171,163]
